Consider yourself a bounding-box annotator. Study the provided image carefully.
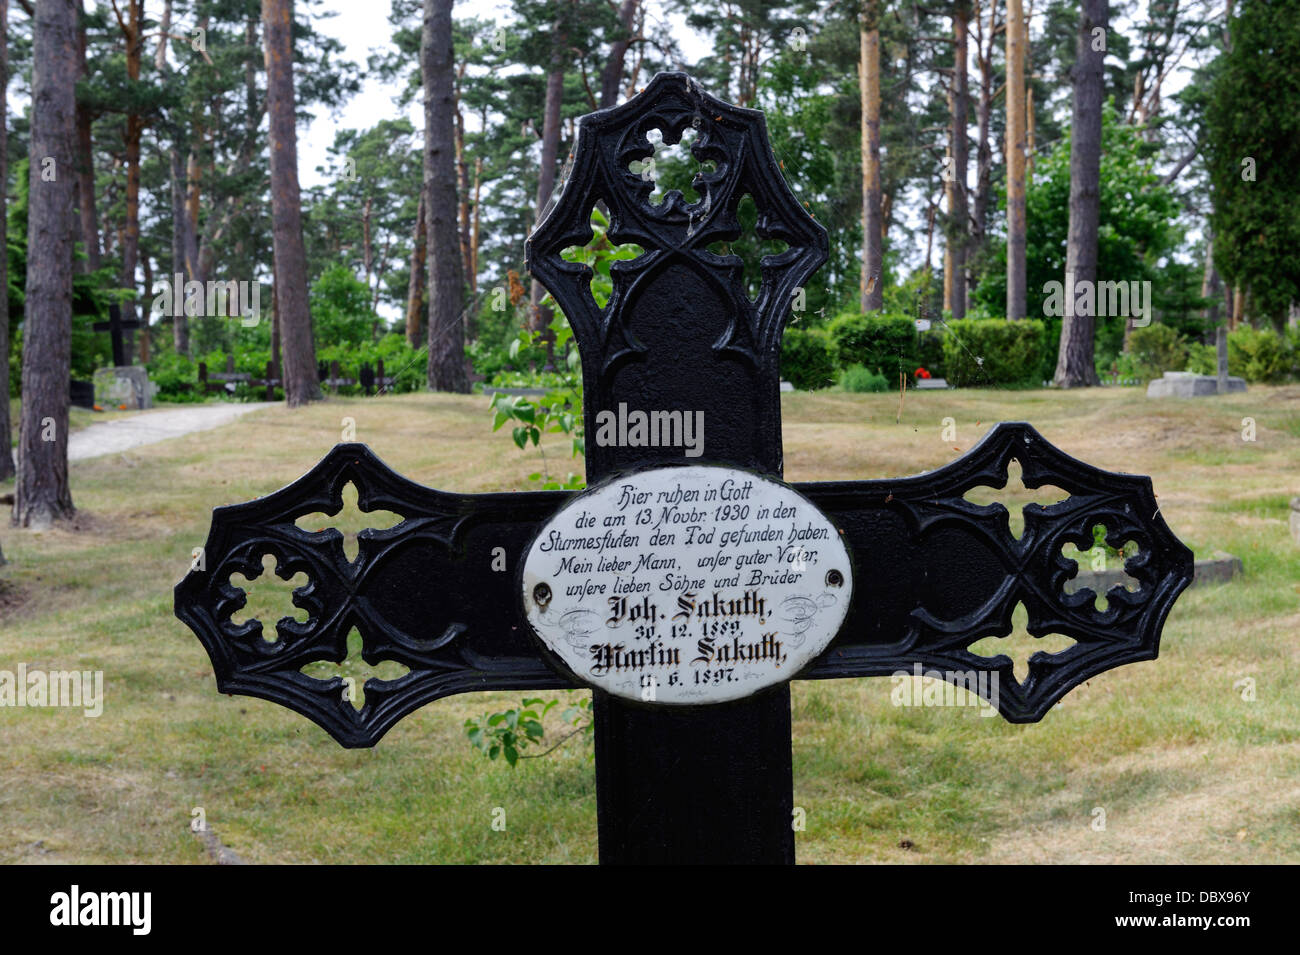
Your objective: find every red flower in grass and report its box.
[914,367,932,379]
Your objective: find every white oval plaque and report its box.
[521,465,854,704]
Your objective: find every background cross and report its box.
[176,73,1193,865]
[92,303,143,367]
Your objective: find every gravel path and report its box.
[57,403,274,462]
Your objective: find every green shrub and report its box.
[146,352,206,403]
[838,364,890,393]
[1228,326,1293,382]
[940,318,1046,386]
[317,335,426,394]
[1185,341,1216,375]
[1113,350,1144,382]
[780,327,837,390]
[826,312,917,376]
[1126,323,1187,380]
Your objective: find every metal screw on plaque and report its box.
[175,72,1194,865]
[532,583,551,609]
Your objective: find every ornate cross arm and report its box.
[175,424,1193,744]
[799,421,1195,721]
[174,444,576,747]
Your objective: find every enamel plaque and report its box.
[521,465,854,704]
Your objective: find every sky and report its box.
[298,0,713,189]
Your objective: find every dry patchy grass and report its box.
[0,384,1297,864]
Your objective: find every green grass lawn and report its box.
[1,384,1298,863]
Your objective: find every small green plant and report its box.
[1126,323,1188,380]
[488,312,586,491]
[838,364,890,393]
[1228,325,1294,382]
[464,692,594,766]
[472,224,615,768]
[1185,340,1216,375]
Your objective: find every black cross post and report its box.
[175,73,1194,865]
[93,303,143,367]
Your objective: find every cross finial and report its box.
[527,71,828,478]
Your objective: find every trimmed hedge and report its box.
[940,318,1046,386]
[826,312,918,376]
[780,326,837,390]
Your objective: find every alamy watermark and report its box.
[890,662,999,717]
[593,403,705,458]
[0,665,104,717]
[1042,271,1152,327]
[151,274,261,327]
[50,886,150,935]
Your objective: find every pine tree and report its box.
[17,0,79,528]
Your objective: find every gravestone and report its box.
[1147,370,1245,398]
[93,305,154,408]
[93,366,156,410]
[175,73,1194,864]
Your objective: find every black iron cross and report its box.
[175,73,1193,865]
[93,303,142,367]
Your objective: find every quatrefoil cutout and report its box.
[229,553,309,643]
[967,602,1076,687]
[706,193,791,304]
[627,127,718,207]
[1061,522,1142,611]
[301,628,411,711]
[296,481,404,563]
[963,458,1070,538]
[560,207,645,309]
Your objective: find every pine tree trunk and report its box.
[17,0,79,528]
[1201,226,1222,327]
[528,19,567,364]
[74,0,101,274]
[599,0,638,109]
[423,0,468,392]
[946,1,970,320]
[263,0,321,406]
[454,72,473,298]
[406,192,427,348]
[185,146,202,279]
[972,2,997,265]
[471,156,482,284]
[0,0,13,482]
[157,0,190,356]
[119,0,144,363]
[169,150,191,355]
[859,3,884,313]
[1054,0,1106,387]
[1005,0,1027,320]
